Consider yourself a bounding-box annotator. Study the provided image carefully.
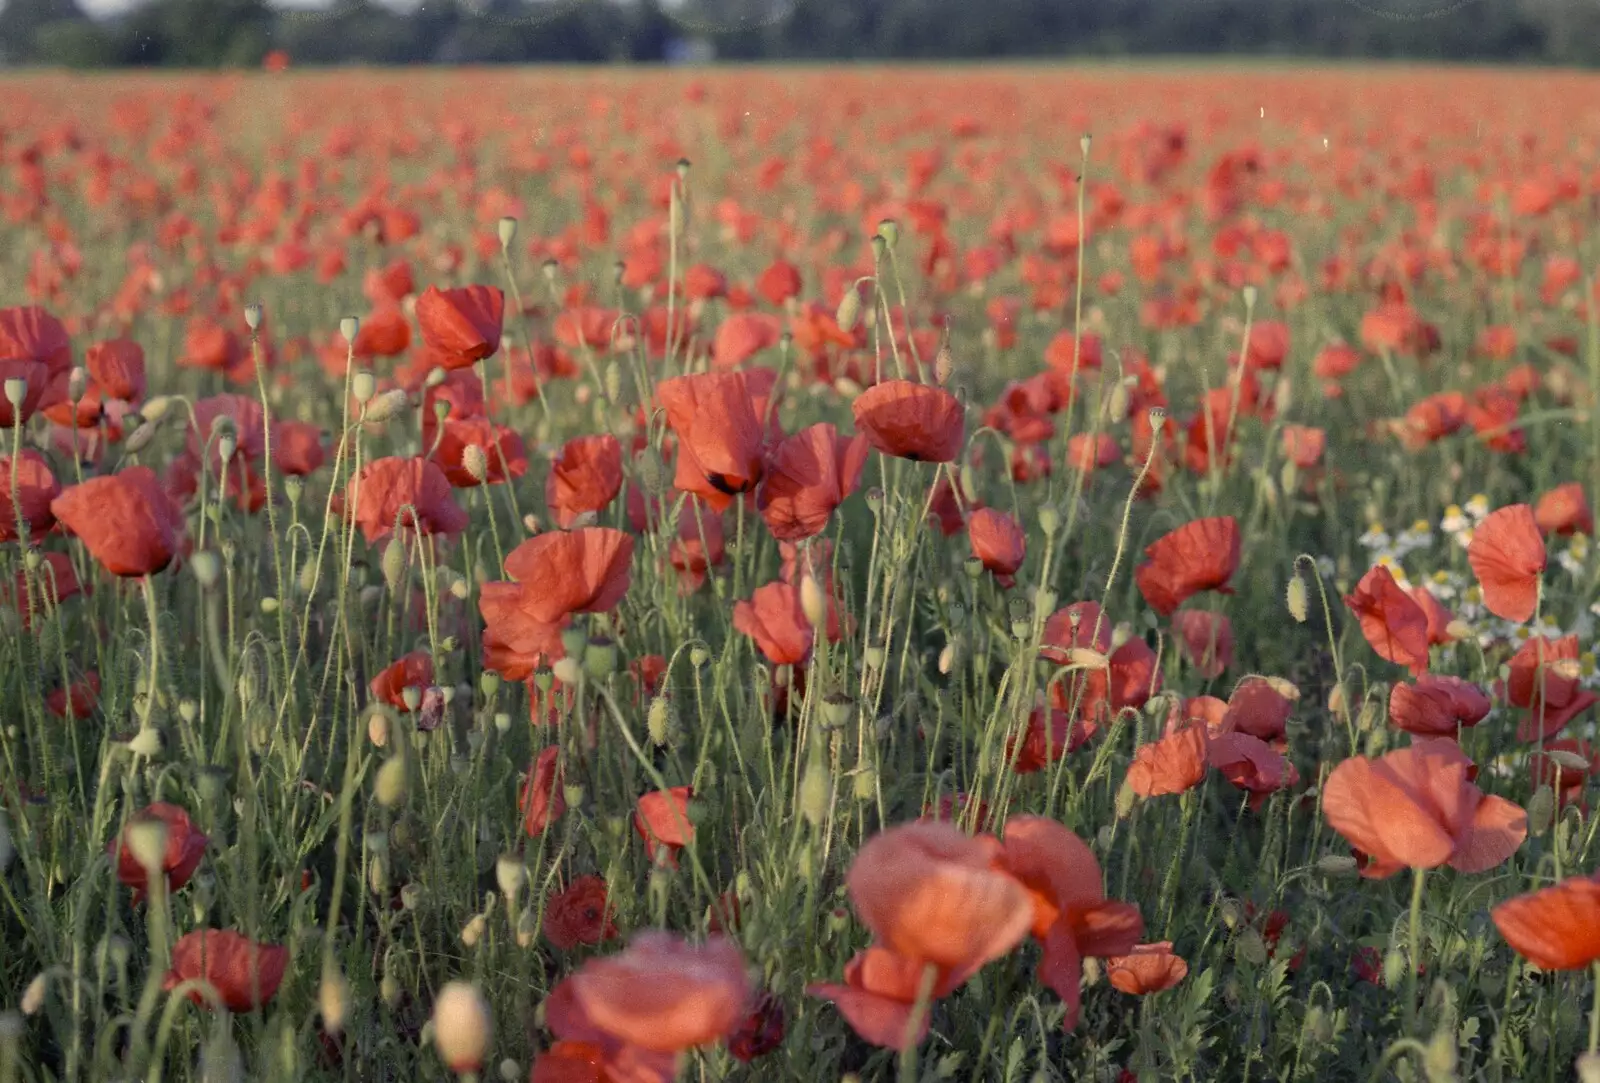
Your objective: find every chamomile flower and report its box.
[1559,534,1590,578]
[1465,494,1490,520]
[1394,519,1435,558]
[1439,504,1470,535]
[1357,522,1391,550]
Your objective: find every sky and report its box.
[74,0,424,14]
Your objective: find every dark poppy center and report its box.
[708,473,752,496]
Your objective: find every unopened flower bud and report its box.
[21,973,47,1016]
[1287,572,1309,622]
[350,371,376,404]
[319,960,350,1034]
[494,855,527,906]
[365,388,409,422]
[835,286,861,333]
[497,217,518,248]
[432,981,493,1074]
[462,444,489,484]
[340,316,360,345]
[799,574,827,628]
[374,756,407,807]
[799,761,830,826]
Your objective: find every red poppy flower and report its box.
[547,434,623,528]
[369,650,432,710]
[667,500,726,593]
[543,874,619,950]
[1388,675,1491,737]
[658,370,770,510]
[352,306,411,359]
[271,421,326,476]
[110,802,208,901]
[732,581,815,665]
[521,746,566,837]
[634,786,694,867]
[1281,425,1326,468]
[728,991,785,1063]
[852,380,965,463]
[1409,586,1456,646]
[1534,483,1593,537]
[1467,504,1545,622]
[15,551,82,627]
[1507,635,1599,741]
[48,671,100,719]
[1322,740,1526,878]
[1344,564,1430,676]
[163,929,288,1012]
[1492,874,1600,973]
[1007,706,1093,774]
[711,312,781,369]
[1170,609,1232,678]
[85,337,146,403]
[968,507,1025,587]
[1134,517,1240,617]
[755,259,802,306]
[1221,677,1293,743]
[757,423,868,541]
[998,815,1143,1030]
[1126,724,1209,798]
[51,466,187,577]
[496,527,634,623]
[431,416,528,488]
[416,284,505,370]
[343,456,468,545]
[0,450,59,541]
[1106,942,1188,994]
[1207,731,1295,807]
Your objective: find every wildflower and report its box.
[543,875,618,950]
[657,370,773,510]
[520,747,566,837]
[1492,875,1600,970]
[1134,517,1240,617]
[1388,675,1491,737]
[164,929,288,1012]
[757,423,869,541]
[51,466,187,577]
[968,507,1026,587]
[852,379,966,463]
[1507,635,1599,741]
[634,787,694,868]
[110,803,208,901]
[1106,942,1189,994]
[343,457,469,545]
[415,284,505,370]
[1467,504,1545,622]
[1344,564,1430,676]
[1321,740,1526,878]
[547,434,624,528]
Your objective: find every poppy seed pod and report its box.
[3,378,26,408]
[497,217,517,248]
[432,981,493,1074]
[350,371,376,404]
[340,316,361,345]
[243,303,263,332]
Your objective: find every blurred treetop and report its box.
[1,0,1595,69]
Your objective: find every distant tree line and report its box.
[2,0,1598,68]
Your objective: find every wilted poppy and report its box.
[51,466,187,577]
[1467,504,1545,622]
[1321,740,1526,878]
[1134,517,1240,617]
[543,875,618,951]
[1507,635,1599,741]
[344,457,468,545]
[1388,675,1491,737]
[415,284,505,370]
[547,434,624,528]
[521,746,566,837]
[1106,942,1189,994]
[1344,564,1430,676]
[634,786,694,867]
[110,802,208,901]
[1491,875,1600,970]
[757,423,868,541]
[852,380,966,463]
[164,929,288,1012]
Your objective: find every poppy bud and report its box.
[852,766,876,801]
[799,574,827,628]
[497,217,517,248]
[350,371,376,405]
[65,366,87,404]
[340,316,361,345]
[497,1059,520,1083]
[1286,572,1309,622]
[1424,1027,1457,1082]
[189,550,221,591]
[20,973,46,1016]
[1114,777,1137,819]
[1080,132,1092,156]
[319,959,350,1035]
[1105,381,1129,421]
[635,449,668,496]
[1381,948,1407,989]
[876,219,899,248]
[1526,785,1556,837]
[799,760,830,827]
[124,818,169,877]
[550,658,580,685]
[128,727,162,758]
[1578,1053,1600,1083]
[460,912,487,948]
[140,395,175,423]
[1316,853,1359,877]
[938,639,958,675]
[374,756,407,807]
[462,444,489,484]
[1235,927,1268,967]
[1242,285,1258,312]
[494,854,527,907]
[432,981,492,1074]
[835,286,861,333]
[647,696,672,746]
[366,389,409,422]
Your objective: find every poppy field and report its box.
[7,62,1600,1082]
